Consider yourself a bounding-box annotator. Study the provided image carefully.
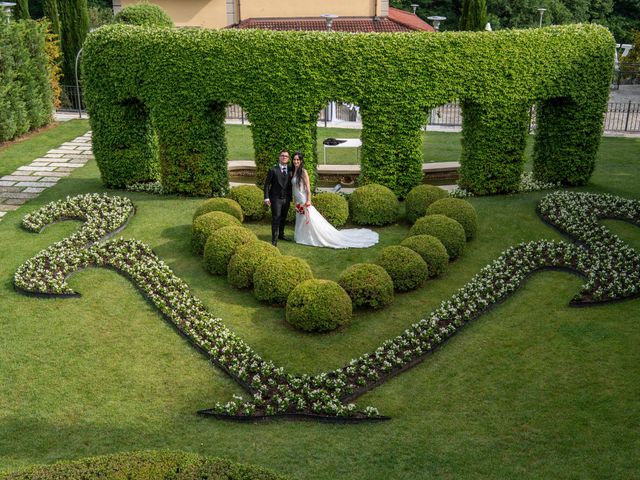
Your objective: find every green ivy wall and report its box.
[83,25,614,197]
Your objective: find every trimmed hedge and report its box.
[312,192,349,227]
[349,184,399,226]
[228,184,266,221]
[0,450,285,479]
[83,25,613,197]
[405,184,449,223]
[193,197,244,222]
[254,256,313,305]
[426,197,478,239]
[0,18,53,142]
[375,245,428,292]
[191,210,241,255]
[114,1,174,27]
[203,226,256,275]
[228,239,281,289]
[338,263,394,309]
[400,234,449,277]
[409,214,466,260]
[286,279,352,332]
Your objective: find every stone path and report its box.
[0,132,93,221]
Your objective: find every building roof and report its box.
[231,7,435,33]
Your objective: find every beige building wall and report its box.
[119,0,389,28]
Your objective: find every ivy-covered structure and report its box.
[83,24,614,197]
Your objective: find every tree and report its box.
[14,0,31,19]
[459,0,488,30]
[58,0,89,86]
[43,0,60,37]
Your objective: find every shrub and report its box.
[375,246,428,291]
[405,184,449,223]
[286,279,352,332]
[254,256,313,305]
[114,1,173,27]
[338,263,394,309]
[191,211,241,255]
[400,234,449,277]
[409,214,466,259]
[228,185,266,221]
[193,197,243,222]
[227,240,281,289]
[349,184,399,226]
[312,192,349,227]
[203,226,256,275]
[426,197,478,239]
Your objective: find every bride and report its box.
[292,152,379,249]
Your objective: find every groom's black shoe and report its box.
[271,238,278,246]
[278,235,291,242]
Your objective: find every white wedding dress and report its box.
[293,182,379,249]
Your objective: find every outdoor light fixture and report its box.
[320,13,338,31]
[537,8,547,28]
[0,2,16,21]
[411,4,419,14]
[427,16,446,31]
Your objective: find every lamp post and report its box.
[0,2,16,22]
[320,13,338,31]
[411,4,419,15]
[537,8,546,28]
[427,16,446,32]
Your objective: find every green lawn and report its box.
[0,127,638,479]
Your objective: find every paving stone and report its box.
[0,204,20,211]
[55,167,75,173]
[47,149,72,154]
[0,186,24,193]
[3,197,28,205]
[44,153,64,158]
[0,181,16,187]
[1,175,40,182]
[36,171,69,177]
[30,162,51,167]
[23,187,47,193]
[17,166,57,172]
[0,191,39,199]
[0,211,6,217]
[15,181,49,187]
[58,145,77,150]
[81,150,93,155]
[51,162,84,168]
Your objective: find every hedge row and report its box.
[0,17,54,142]
[83,24,613,197]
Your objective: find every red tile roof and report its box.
[231,9,435,33]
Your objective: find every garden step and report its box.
[227,160,460,176]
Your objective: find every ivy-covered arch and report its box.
[83,24,614,197]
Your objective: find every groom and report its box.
[264,150,293,246]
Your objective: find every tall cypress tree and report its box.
[14,0,30,19]
[43,0,61,38]
[58,0,89,86]
[458,0,487,31]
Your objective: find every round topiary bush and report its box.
[253,256,313,305]
[228,185,266,221]
[191,211,241,255]
[227,240,281,289]
[374,246,428,291]
[349,184,400,226]
[286,279,352,332]
[400,234,449,278]
[405,184,449,223]
[338,263,394,309]
[114,1,174,27]
[409,214,466,260]
[203,226,257,275]
[193,197,244,222]
[426,197,478,239]
[312,192,349,227]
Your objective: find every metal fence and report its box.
[611,63,640,89]
[59,85,85,111]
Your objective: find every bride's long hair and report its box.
[292,151,305,188]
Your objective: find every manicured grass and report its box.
[0,120,90,177]
[0,133,638,478]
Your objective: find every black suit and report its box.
[264,164,293,243]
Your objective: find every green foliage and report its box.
[227,239,281,289]
[400,234,449,278]
[375,245,428,292]
[83,25,613,197]
[426,197,478,239]
[59,0,89,86]
[0,450,285,479]
[312,192,349,227]
[228,185,266,221]
[409,214,466,259]
[405,184,449,223]
[0,18,53,142]
[191,211,241,255]
[286,279,352,332]
[43,0,61,40]
[338,263,394,309]
[114,1,174,27]
[349,184,399,226]
[203,226,256,275]
[459,0,487,31]
[254,256,313,305]
[193,197,243,222]
[14,0,30,20]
